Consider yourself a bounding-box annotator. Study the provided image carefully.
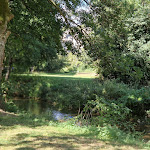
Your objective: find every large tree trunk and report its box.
[0,24,10,80]
[0,0,13,108]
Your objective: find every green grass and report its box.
[17,71,97,78]
[0,113,149,150]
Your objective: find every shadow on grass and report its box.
[16,147,35,150]
[0,115,145,150]
[0,114,51,129]
[0,132,117,150]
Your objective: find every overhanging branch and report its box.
[48,0,92,49]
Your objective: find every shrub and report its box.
[3,101,18,113]
[5,75,150,120]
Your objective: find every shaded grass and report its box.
[0,114,149,150]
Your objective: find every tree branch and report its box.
[48,0,92,49]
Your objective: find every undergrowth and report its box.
[3,74,150,117]
[2,73,150,138]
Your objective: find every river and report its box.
[12,99,74,121]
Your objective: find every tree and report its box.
[78,1,131,79]
[0,0,83,108]
[125,4,150,84]
[0,0,13,108]
[1,0,84,79]
[4,0,63,75]
[0,0,13,80]
[78,0,150,84]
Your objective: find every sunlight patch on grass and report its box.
[0,114,146,150]
[16,72,97,79]
[0,124,142,150]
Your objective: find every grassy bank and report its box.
[4,72,98,112]
[0,112,150,150]
[1,72,150,149]
[4,72,150,117]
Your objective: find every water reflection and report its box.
[52,110,73,120]
[12,99,73,120]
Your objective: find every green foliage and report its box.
[4,74,150,119]
[4,0,149,85]
[62,52,94,73]
[125,4,150,83]
[5,0,63,73]
[76,80,150,130]
[3,100,18,113]
[94,80,150,117]
[36,51,95,73]
[80,0,150,84]
[37,55,68,72]
[82,96,132,130]
[55,120,143,146]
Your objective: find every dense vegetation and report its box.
[0,0,150,148]
[3,73,150,131]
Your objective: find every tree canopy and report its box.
[0,0,150,83]
[76,0,150,84]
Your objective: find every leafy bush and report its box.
[80,96,132,130]
[5,75,150,121]
[94,80,150,117]
[3,101,18,113]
